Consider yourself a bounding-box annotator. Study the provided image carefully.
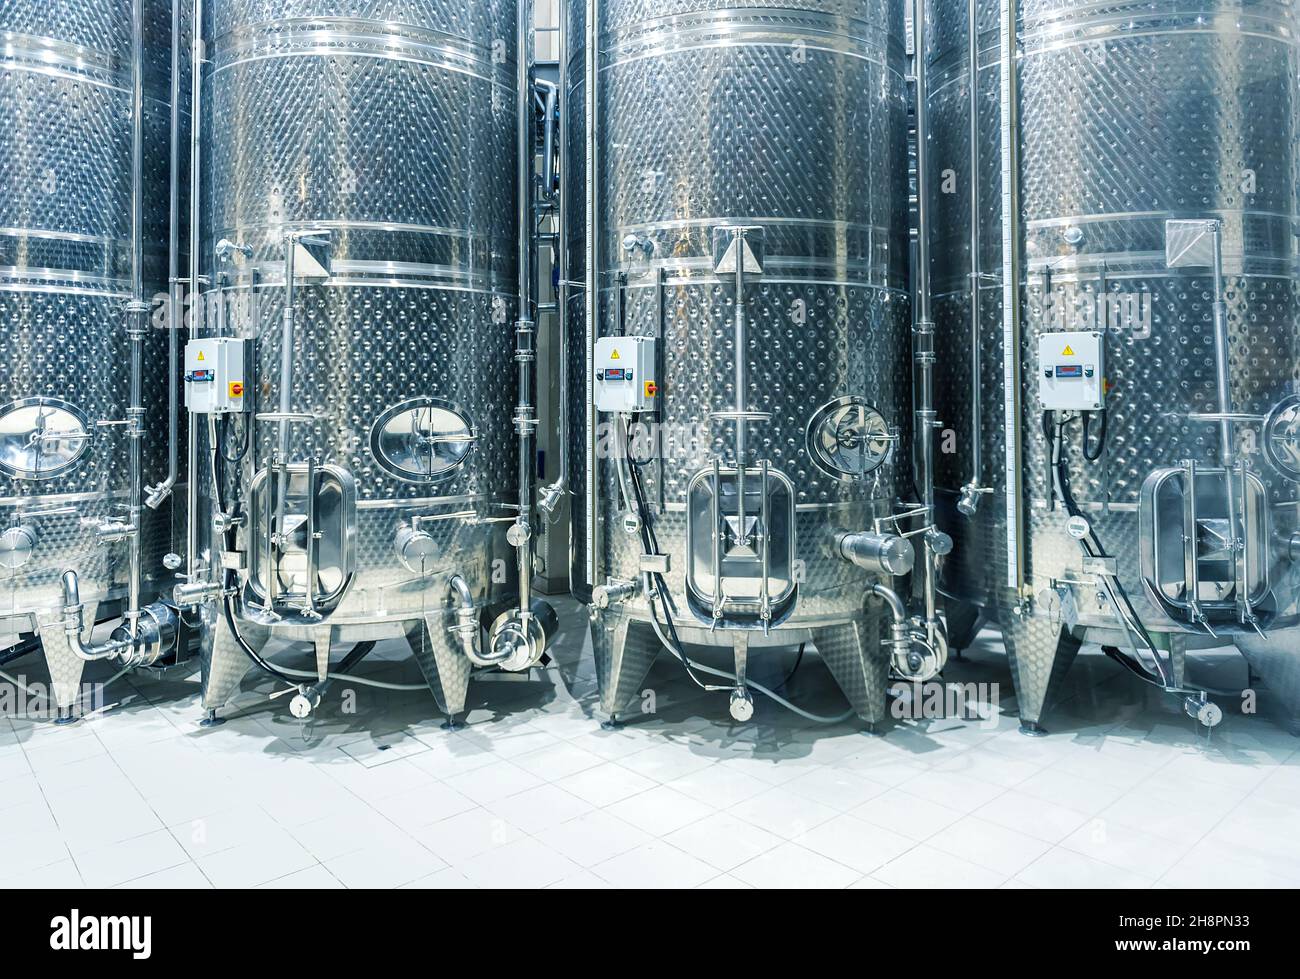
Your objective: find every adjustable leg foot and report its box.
[860,721,885,738]
[54,707,78,726]
[1019,720,1048,738]
[600,714,622,731]
[440,715,465,732]
[199,708,225,728]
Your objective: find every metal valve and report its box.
[592,578,637,610]
[1184,694,1223,729]
[836,531,914,577]
[290,685,322,720]
[729,687,755,722]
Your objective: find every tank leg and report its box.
[945,599,984,657]
[591,612,659,724]
[403,613,472,723]
[1235,632,1300,735]
[35,605,94,721]
[312,626,333,684]
[1000,611,1082,736]
[812,613,888,729]
[1104,633,1186,690]
[200,610,259,714]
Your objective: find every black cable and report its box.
[221,584,300,685]
[330,641,377,679]
[0,637,43,668]
[1082,409,1108,462]
[774,643,806,692]
[622,418,717,691]
[218,413,251,466]
[1046,410,1169,689]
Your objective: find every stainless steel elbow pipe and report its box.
[449,576,511,668]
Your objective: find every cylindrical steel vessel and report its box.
[567,0,914,725]
[0,0,177,710]
[927,0,1300,731]
[194,0,520,719]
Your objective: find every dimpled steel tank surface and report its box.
[567,0,916,727]
[0,0,177,715]
[193,0,521,722]
[927,0,1300,733]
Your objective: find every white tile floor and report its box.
[1,598,1297,889]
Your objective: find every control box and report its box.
[185,338,253,415]
[1038,331,1105,411]
[595,336,658,413]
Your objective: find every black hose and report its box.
[332,641,377,678]
[774,643,806,692]
[1082,409,1108,462]
[1046,410,1169,688]
[218,413,251,466]
[622,426,717,691]
[222,586,301,685]
[0,637,42,668]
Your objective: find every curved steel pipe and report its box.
[60,571,130,663]
[449,575,511,668]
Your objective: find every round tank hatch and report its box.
[806,398,892,480]
[1264,396,1300,482]
[370,398,475,483]
[0,398,92,480]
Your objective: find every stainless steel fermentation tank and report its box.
[0,0,185,717]
[567,0,934,726]
[927,0,1300,733]
[188,0,553,723]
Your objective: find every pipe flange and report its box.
[111,602,179,669]
[488,609,547,673]
[729,688,755,722]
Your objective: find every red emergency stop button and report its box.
[645,381,658,398]
[229,382,245,398]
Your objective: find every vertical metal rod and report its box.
[963,0,984,502]
[270,238,297,609]
[146,0,184,515]
[123,0,149,636]
[912,7,940,642]
[185,0,204,580]
[541,82,557,203]
[759,459,770,630]
[514,0,538,619]
[584,0,599,590]
[711,458,723,618]
[734,232,748,549]
[1181,458,1201,622]
[1208,224,1246,620]
[555,0,571,508]
[999,0,1025,594]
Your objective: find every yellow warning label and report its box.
[610,349,621,360]
[197,351,206,362]
[1062,345,1075,357]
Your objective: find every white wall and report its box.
[536,0,560,62]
